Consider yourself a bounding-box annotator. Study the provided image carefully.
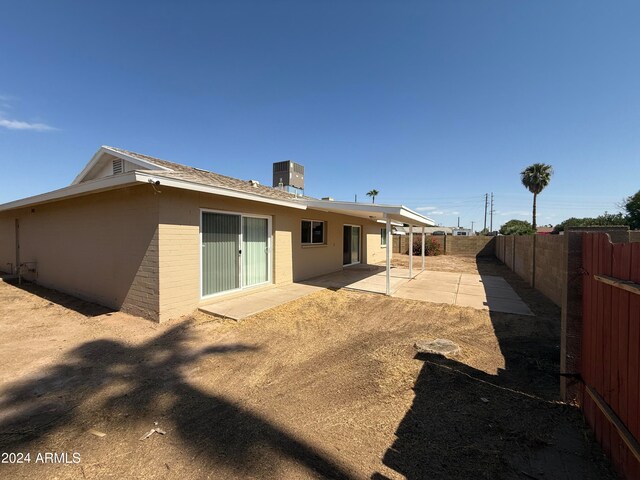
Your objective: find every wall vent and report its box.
[112,159,124,175]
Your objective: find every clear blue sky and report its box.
[1,1,638,230]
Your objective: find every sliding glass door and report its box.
[201,211,271,297]
[343,225,361,266]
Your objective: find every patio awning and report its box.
[302,199,435,295]
[302,199,435,227]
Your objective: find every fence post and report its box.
[532,235,537,288]
[560,229,585,403]
[560,226,630,403]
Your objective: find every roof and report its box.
[101,146,303,203]
[0,146,434,226]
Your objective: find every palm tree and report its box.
[366,189,379,204]
[520,163,553,229]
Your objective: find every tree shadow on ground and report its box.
[4,280,113,317]
[374,258,616,480]
[0,324,354,479]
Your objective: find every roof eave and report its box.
[134,172,307,210]
[0,172,139,212]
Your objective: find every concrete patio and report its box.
[199,264,533,320]
[199,283,323,320]
[394,270,534,316]
[302,264,413,294]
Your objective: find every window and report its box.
[381,228,387,246]
[301,220,325,245]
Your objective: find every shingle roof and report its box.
[106,146,305,202]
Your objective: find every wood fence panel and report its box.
[581,233,640,478]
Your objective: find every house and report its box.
[0,146,434,322]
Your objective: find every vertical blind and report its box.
[243,217,269,287]
[351,226,360,263]
[202,212,240,296]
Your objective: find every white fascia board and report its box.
[376,219,404,226]
[303,199,434,226]
[71,146,172,185]
[135,172,307,210]
[398,207,436,227]
[0,172,139,212]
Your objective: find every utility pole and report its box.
[483,193,488,232]
[354,194,357,203]
[457,216,460,228]
[490,192,494,233]
[471,221,475,233]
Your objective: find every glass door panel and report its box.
[242,217,269,287]
[202,212,240,296]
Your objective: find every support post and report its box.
[385,216,392,295]
[421,226,425,272]
[409,227,413,279]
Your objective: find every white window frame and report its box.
[381,228,387,247]
[301,219,326,246]
[199,208,273,300]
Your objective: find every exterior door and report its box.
[202,212,271,297]
[343,225,361,265]
[202,212,241,296]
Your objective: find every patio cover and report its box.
[303,199,436,295]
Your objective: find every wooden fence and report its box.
[581,233,640,478]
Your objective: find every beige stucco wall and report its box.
[0,184,388,323]
[0,216,16,274]
[157,188,386,322]
[0,186,161,319]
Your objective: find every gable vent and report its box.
[112,159,123,175]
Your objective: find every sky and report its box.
[1,0,639,230]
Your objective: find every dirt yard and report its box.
[0,257,616,479]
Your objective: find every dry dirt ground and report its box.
[0,256,616,479]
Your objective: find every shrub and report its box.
[412,236,441,256]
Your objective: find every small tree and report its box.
[623,190,640,230]
[499,219,535,236]
[366,189,379,204]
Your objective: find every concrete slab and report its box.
[457,283,520,300]
[201,264,534,321]
[406,280,458,294]
[459,273,509,287]
[303,265,410,294]
[417,272,462,285]
[394,269,534,315]
[395,288,457,304]
[199,283,322,320]
[454,293,490,310]
[484,297,534,316]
